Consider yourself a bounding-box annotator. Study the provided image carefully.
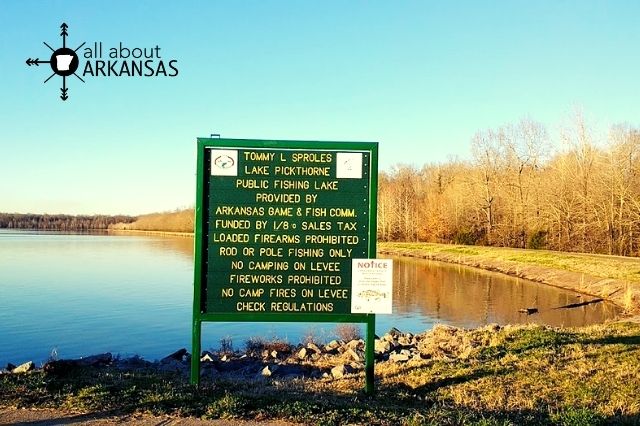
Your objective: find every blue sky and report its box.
[1,1,639,215]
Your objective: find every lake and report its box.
[0,230,621,366]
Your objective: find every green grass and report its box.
[2,322,639,425]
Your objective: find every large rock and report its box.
[325,340,341,351]
[346,339,364,350]
[259,365,278,377]
[306,342,321,354]
[375,339,391,354]
[76,353,112,367]
[344,348,362,362]
[382,333,396,343]
[277,364,306,379]
[331,364,346,379]
[389,352,410,363]
[297,348,308,360]
[388,327,403,338]
[215,357,258,373]
[398,335,413,346]
[43,360,77,375]
[349,362,365,371]
[158,359,186,373]
[161,348,188,363]
[200,352,215,362]
[12,361,34,374]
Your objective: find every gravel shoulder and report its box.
[0,408,299,426]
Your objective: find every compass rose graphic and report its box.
[25,23,86,101]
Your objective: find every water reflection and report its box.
[0,231,622,367]
[107,231,194,259]
[391,257,621,328]
[0,231,195,366]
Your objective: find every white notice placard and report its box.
[336,152,363,179]
[351,259,393,314]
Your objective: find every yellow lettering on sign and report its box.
[255,193,301,203]
[236,302,266,311]
[314,180,338,190]
[230,274,283,284]
[273,180,309,190]
[318,288,348,299]
[248,261,289,271]
[244,151,275,161]
[253,234,300,244]
[287,247,324,257]
[267,206,293,216]
[236,179,269,189]
[286,275,342,285]
[212,233,249,243]
[269,302,334,312]
[269,288,296,298]
[291,153,333,163]
[244,165,270,175]
[273,166,330,176]
[309,262,340,272]
[301,221,331,231]
[239,288,264,297]
[304,207,327,217]
[214,219,251,229]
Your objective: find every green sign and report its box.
[192,138,378,392]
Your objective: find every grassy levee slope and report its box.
[379,242,640,315]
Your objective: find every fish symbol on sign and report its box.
[358,290,386,301]
[214,155,235,169]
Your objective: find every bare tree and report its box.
[471,129,504,244]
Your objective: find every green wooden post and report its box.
[191,140,206,386]
[365,314,376,394]
[190,319,201,386]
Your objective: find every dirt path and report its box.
[0,408,299,426]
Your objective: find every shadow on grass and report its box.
[3,367,640,426]
[582,334,640,346]
[378,363,511,399]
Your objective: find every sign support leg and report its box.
[190,318,201,386]
[365,314,375,394]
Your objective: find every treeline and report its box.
[0,213,136,231]
[111,209,194,233]
[379,115,640,256]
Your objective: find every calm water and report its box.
[0,231,621,366]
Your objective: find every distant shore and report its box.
[108,229,194,238]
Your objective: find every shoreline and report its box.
[108,229,194,238]
[2,321,639,424]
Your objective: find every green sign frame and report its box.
[191,138,378,393]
